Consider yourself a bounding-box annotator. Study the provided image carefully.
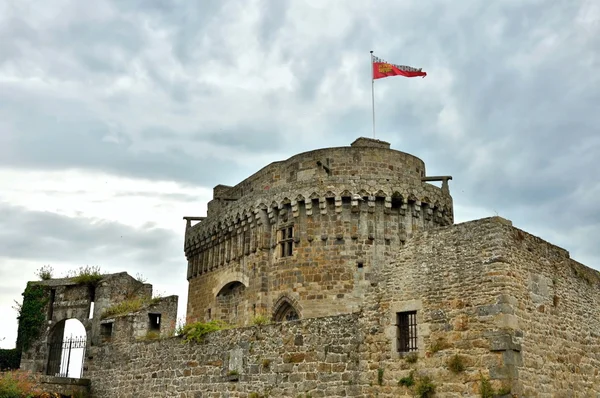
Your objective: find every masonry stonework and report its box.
[85,218,600,397]
[184,138,453,325]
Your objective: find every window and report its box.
[100,322,113,342]
[148,313,161,331]
[397,311,417,353]
[279,225,294,257]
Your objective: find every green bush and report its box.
[414,375,436,398]
[398,371,415,387]
[181,320,228,343]
[0,350,20,371]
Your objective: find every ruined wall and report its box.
[100,295,179,343]
[185,138,454,325]
[20,272,162,374]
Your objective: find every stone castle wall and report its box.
[501,227,600,396]
[84,218,600,397]
[184,138,454,325]
[86,315,364,398]
[359,217,600,396]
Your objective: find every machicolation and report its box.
[183,137,454,325]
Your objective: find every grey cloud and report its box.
[0,203,182,269]
[0,0,598,270]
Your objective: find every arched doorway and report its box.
[46,319,87,378]
[273,298,300,322]
[215,281,246,324]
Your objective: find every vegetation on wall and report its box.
[414,375,436,398]
[68,265,103,287]
[15,284,49,353]
[34,266,53,281]
[180,320,228,343]
[447,354,466,373]
[251,315,270,326]
[101,296,161,319]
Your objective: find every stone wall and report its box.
[500,226,600,396]
[86,315,365,398]
[85,218,600,397]
[359,217,600,397]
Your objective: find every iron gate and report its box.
[47,336,87,378]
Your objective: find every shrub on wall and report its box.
[15,284,49,353]
[0,350,20,371]
[180,320,228,343]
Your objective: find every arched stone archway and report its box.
[215,281,246,325]
[46,319,87,378]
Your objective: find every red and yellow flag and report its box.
[372,55,426,79]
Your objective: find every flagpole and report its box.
[370,50,375,138]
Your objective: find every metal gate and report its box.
[47,336,87,378]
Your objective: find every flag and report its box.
[372,55,426,79]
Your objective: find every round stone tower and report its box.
[183,137,453,325]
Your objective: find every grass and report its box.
[140,331,160,341]
[102,296,162,319]
[69,265,103,286]
[180,320,229,343]
[398,371,415,387]
[479,373,494,398]
[251,315,271,326]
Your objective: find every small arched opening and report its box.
[215,281,246,324]
[273,298,300,322]
[46,319,87,378]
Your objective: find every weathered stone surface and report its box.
[184,138,453,326]
[84,218,600,397]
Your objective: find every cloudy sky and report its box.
[1,0,599,348]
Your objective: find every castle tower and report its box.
[183,138,453,325]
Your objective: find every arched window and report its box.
[273,299,300,322]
